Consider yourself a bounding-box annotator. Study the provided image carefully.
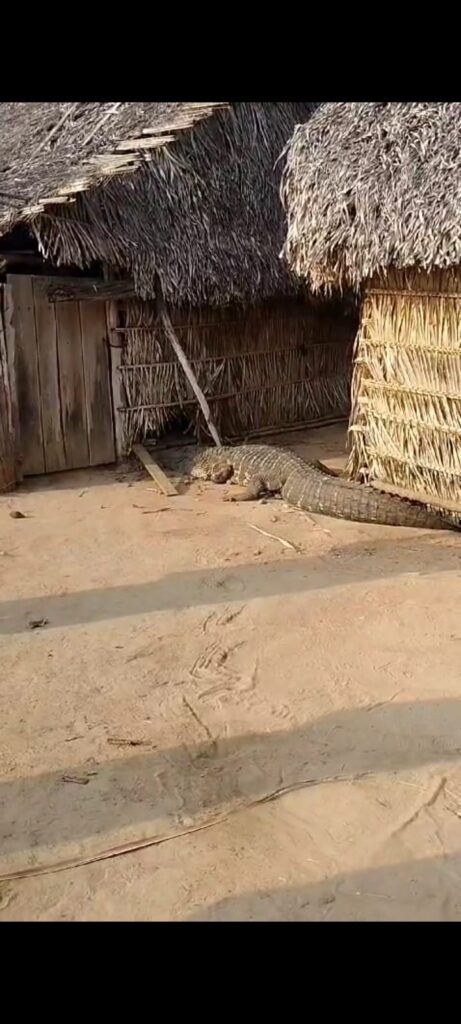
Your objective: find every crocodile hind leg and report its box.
[224,475,266,502]
[310,460,341,477]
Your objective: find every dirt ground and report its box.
[1,424,461,921]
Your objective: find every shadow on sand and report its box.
[187,851,461,920]
[0,532,459,635]
[1,698,461,864]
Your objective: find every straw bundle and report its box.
[346,269,461,505]
[117,296,355,447]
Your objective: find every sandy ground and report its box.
[1,424,461,921]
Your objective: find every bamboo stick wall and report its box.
[114,296,356,448]
[347,269,461,506]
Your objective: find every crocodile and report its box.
[190,444,458,531]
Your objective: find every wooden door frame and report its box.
[0,282,22,490]
[6,273,117,478]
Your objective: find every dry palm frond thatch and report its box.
[281,102,461,292]
[0,102,316,306]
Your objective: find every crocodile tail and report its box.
[329,482,456,529]
[284,472,458,530]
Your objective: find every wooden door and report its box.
[0,284,19,491]
[9,275,115,476]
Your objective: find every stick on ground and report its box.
[247,523,298,551]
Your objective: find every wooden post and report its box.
[157,290,221,447]
[101,262,125,460]
[106,300,125,459]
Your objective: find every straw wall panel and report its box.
[115,296,355,447]
[347,269,461,507]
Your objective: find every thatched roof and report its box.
[281,103,461,291]
[0,102,313,305]
[0,103,225,228]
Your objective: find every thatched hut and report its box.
[281,102,461,509]
[0,102,356,489]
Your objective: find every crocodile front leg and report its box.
[224,475,266,502]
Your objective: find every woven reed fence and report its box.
[347,269,461,507]
[115,297,355,447]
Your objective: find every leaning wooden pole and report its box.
[157,288,221,447]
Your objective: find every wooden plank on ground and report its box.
[55,301,89,469]
[8,275,44,476]
[132,443,178,496]
[32,280,67,474]
[79,301,115,466]
[371,478,461,515]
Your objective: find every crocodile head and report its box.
[190,448,232,483]
[190,448,220,480]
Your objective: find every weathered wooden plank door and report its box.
[9,275,115,476]
[0,284,18,491]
